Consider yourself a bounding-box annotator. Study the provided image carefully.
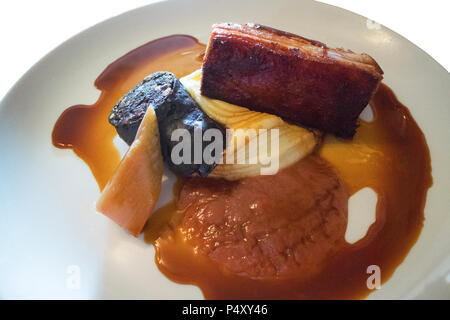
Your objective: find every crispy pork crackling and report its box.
[201,23,383,138]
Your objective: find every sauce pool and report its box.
[52,35,205,189]
[52,35,432,299]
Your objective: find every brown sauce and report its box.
[52,35,432,299]
[52,35,205,189]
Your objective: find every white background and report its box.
[0,0,448,100]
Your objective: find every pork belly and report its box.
[201,23,384,138]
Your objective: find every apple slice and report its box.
[96,106,163,237]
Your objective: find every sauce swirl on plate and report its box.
[52,35,205,189]
[52,35,432,299]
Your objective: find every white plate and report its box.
[0,0,449,299]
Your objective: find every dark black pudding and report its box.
[109,72,177,145]
[109,71,226,177]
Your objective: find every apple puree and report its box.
[178,155,348,280]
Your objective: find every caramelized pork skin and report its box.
[201,23,384,138]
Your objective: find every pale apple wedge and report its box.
[96,106,163,237]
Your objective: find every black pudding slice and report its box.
[109,71,226,177]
